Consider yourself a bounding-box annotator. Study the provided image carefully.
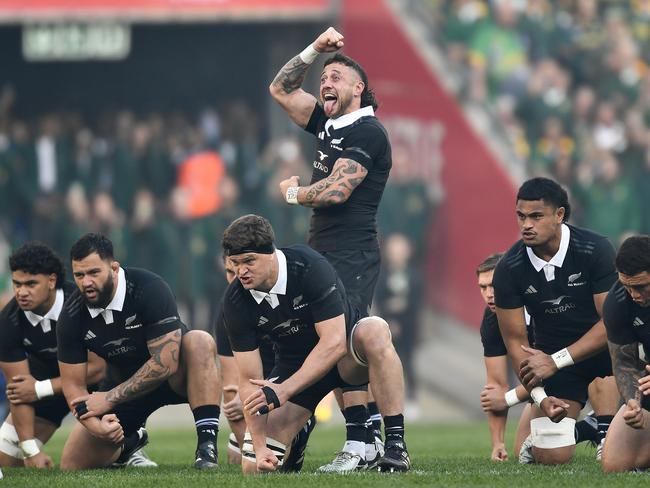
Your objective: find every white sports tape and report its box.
[285,186,299,205]
[551,348,574,369]
[530,387,548,408]
[35,379,54,399]
[0,422,43,459]
[299,44,319,64]
[241,432,286,466]
[505,388,521,408]
[20,439,40,458]
[530,417,576,449]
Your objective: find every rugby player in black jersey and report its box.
[56,233,221,470]
[476,252,533,462]
[215,256,315,470]
[493,177,619,465]
[601,236,650,472]
[0,242,105,469]
[221,214,409,474]
[270,26,390,472]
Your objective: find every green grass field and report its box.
[2,422,648,487]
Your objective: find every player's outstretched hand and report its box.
[313,27,344,53]
[244,380,288,416]
[480,384,508,413]
[520,345,557,389]
[72,391,114,420]
[6,374,38,404]
[540,396,570,423]
[24,451,54,469]
[223,385,244,421]
[623,398,646,429]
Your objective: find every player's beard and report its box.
[84,273,115,308]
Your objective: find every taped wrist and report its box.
[34,379,54,399]
[257,386,281,415]
[74,401,88,417]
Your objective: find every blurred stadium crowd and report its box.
[427,0,650,244]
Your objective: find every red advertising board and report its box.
[0,0,331,21]
[342,0,520,327]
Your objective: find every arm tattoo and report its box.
[271,55,310,95]
[303,158,368,207]
[106,329,181,404]
[608,341,642,402]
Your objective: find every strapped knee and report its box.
[530,417,576,449]
[241,432,287,466]
[0,422,44,459]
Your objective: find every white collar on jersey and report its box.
[250,249,287,309]
[87,267,126,324]
[324,105,375,134]
[24,288,64,333]
[526,223,570,282]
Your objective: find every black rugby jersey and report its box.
[304,104,391,251]
[223,245,358,366]
[0,282,76,379]
[604,280,650,357]
[214,299,276,377]
[57,267,187,381]
[493,224,616,352]
[480,307,536,357]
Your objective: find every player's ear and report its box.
[111,261,120,273]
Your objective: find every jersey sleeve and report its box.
[56,306,88,364]
[603,287,637,346]
[493,259,524,309]
[339,123,387,171]
[305,257,345,323]
[0,303,26,362]
[589,238,617,294]
[139,278,184,341]
[304,104,325,136]
[479,309,508,357]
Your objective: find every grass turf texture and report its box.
[2,422,648,487]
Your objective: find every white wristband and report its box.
[20,439,40,458]
[34,379,54,399]
[530,387,548,408]
[285,186,299,205]
[504,388,521,407]
[551,348,574,369]
[299,44,319,64]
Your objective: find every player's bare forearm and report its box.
[495,307,530,385]
[487,410,507,446]
[565,320,607,362]
[11,402,36,441]
[282,321,346,398]
[608,341,642,402]
[299,158,367,207]
[106,329,181,404]
[271,55,310,96]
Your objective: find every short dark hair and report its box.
[615,235,650,276]
[70,233,114,262]
[324,53,378,111]
[516,177,571,222]
[476,252,504,276]
[222,214,275,256]
[9,242,65,288]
